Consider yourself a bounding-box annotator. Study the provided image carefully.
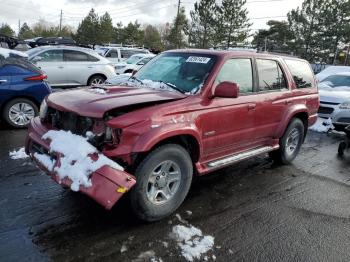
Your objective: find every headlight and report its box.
[39,99,48,119]
[339,101,350,109]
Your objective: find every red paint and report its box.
[25,50,319,209]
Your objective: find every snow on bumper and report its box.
[25,118,136,210]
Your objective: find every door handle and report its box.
[285,100,292,105]
[58,66,64,69]
[87,66,93,69]
[0,79,7,83]
[248,104,256,110]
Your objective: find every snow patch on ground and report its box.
[90,88,107,94]
[35,130,123,191]
[309,117,334,133]
[171,224,215,261]
[9,147,29,160]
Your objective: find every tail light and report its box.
[24,74,47,81]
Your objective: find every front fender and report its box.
[132,123,202,154]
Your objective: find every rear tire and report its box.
[88,75,106,86]
[2,98,38,128]
[269,118,305,164]
[338,141,346,156]
[130,144,193,222]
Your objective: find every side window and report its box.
[214,58,253,93]
[64,50,90,62]
[108,50,118,58]
[39,50,63,62]
[284,59,314,88]
[256,59,287,92]
[121,50,136,59]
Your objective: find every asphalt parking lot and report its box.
[0,128,350,262]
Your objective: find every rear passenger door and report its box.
[253,58,291,141]
[34,50,65,85]
[63,50,100,85]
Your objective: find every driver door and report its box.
[200,58,259,160]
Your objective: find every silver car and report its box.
[27,46,116,87]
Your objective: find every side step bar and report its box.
[207,145,279,168]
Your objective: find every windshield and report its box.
[129,52,217,94]
[126,55,143,64]
[26,48,43,57]
[321,75,350,88]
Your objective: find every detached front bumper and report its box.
[25,117,136,210]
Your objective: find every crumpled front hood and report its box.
[47,86,187,118]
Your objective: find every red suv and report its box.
[25,50,319,221]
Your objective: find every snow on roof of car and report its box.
[0,47,28,58]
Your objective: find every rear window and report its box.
[285,59,314,88]
[64,50,99,62]
[0,57,41,74]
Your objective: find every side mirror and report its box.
[213,81,239,98]
[137,61,145,66]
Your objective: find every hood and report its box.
[47,86,186,118]
[319,87,350,104]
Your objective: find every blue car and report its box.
[0,48,51,128]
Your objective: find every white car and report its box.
[99,47,150,64]
[316,66,350,81]
[27,46,116,87]
[114,54,155,74]
[318,72,350,130]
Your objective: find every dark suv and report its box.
[25,50,319,221]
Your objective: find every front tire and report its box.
[3,98,38,128]
[130,144,193,222]
[270,118,305,164]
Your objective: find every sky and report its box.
[0,0,304,35]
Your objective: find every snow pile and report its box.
[171,224,215,261]
[309,117,334,133]
[9,147,29,160]
[90,88,107,94]
[36,130,123,191]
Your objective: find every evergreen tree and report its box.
[0,23,15,37]
[189,0,218,48]
[288,0,326,61]
[75,9,100,45]
[122,21,144,46]
[252,20,293,53]
[114,22,124,44]
[217,0,251,48]
[144,25,163,50]
[166,7,188,49]
[18,22,34,39]
[99,12,114,44]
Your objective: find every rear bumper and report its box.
[25,117,136,210]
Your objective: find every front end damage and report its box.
[25,117,136,210]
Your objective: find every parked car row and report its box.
[316,66,350,130]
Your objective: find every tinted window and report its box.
[215,58,253,93]
[38,50,63,62]
[64,50,98,62]
[257,59,287,91]
[285,59,314,88]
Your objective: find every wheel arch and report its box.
[276,108,309,139]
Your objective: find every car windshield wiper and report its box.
[129,75,143,85]
[157,81,186,94]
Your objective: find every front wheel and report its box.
[130,144,193,222]
[269,118,305,164]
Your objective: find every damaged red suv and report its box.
[25,50,319,221]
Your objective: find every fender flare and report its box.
[275,105,309,138]
[132,125,203,156]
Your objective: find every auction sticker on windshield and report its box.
[186,56,211,64]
